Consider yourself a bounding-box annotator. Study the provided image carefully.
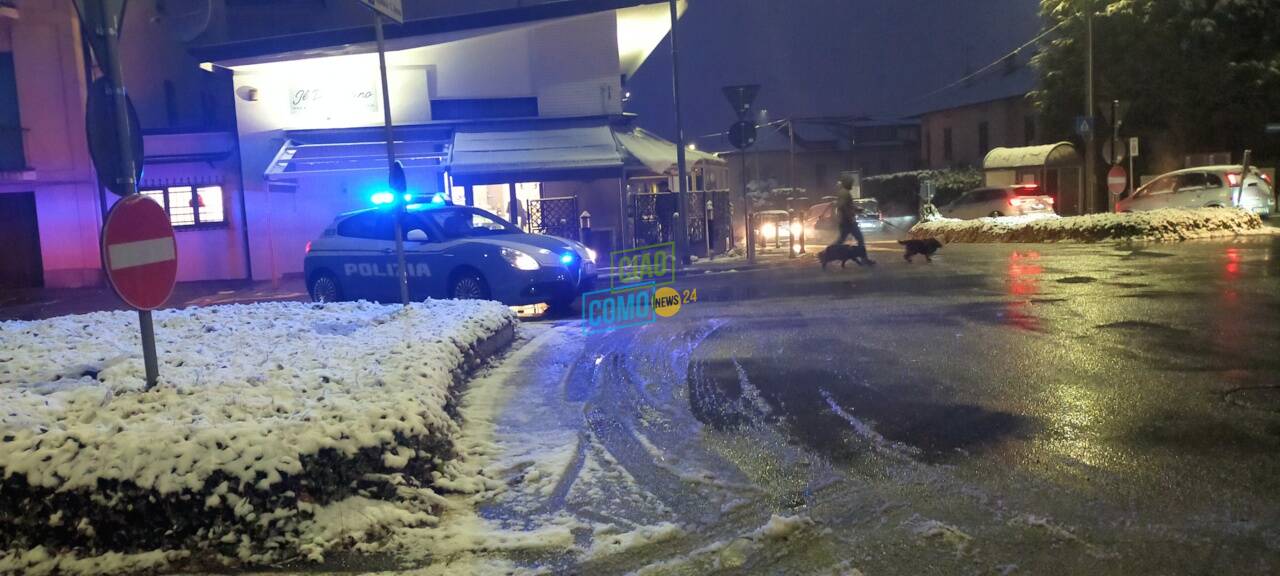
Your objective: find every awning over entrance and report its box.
[615,127,725,175]
[264,126,451,181]
[448,124,624,185]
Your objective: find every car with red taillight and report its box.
[939,184,1056,220]
[1117,166,1274,218]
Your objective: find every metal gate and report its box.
[631,190,732,255]
[526,196,579,240]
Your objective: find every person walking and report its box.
[835,173,865,246]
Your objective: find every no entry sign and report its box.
[1108,165,1128,196]
[101,195,178,310]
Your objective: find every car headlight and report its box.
[501,247,540,271]
[585,248,598,263]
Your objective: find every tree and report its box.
[1032,0,1280,171]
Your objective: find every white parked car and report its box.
[1117,166,1274,218]
[939,184,1056,220]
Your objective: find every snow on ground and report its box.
[910,208,1268,243]
[630,514,814,575]
[0,300,515,571]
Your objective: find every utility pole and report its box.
[669,0,691,265]
[1083,0,1097,213]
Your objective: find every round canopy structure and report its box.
[983,142,1080,171]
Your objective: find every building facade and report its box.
[920,94,1036,170]
[912,58,1040,171]
[2,0,723,290]
[195,0,726,282]
[0,0,244,289]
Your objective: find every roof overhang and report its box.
[191,0,673,71]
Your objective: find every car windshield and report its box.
[421,207,522,239]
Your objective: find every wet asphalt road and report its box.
[502,235,1280,575]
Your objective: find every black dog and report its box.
[818,244,875,270]
[899,238,943,263]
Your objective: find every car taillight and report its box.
[305,241,312,254]
[1261,173,1273,185]
[1225,173,1242,187]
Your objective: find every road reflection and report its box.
[1004,251,1042,331]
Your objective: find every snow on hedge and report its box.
[0,300,515,571]
[909,207,1268,243]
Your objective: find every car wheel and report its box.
[450,270,491,301]
[988,210,1004,218]
[310,272,342,303]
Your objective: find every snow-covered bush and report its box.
[0,300,515,569]
[908,207,1266,243]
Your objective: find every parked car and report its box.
[802,198,886,244]
[939,184,1056,220]
[304,200,597,308]
[1117,166,1274,218]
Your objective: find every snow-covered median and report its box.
[909,208,1268,243]
[0,300,515,573]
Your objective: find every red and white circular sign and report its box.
[101,195,178,310]
[1108,165,1128,195]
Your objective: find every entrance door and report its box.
[0,192,43,288]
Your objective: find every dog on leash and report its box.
[818,244,875,270]
[899,238,943,263]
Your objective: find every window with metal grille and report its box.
[140,185,227,228]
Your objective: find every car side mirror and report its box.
[406,229,430,242]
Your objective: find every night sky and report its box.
[626,0,1042,145]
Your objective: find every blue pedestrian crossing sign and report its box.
[1075,116,1096,137]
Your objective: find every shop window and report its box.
[978,121,990,156]
[1024,116,1036,146]
[140,185,227,228]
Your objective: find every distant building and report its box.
[715,118,922,202]
[912,57,1039,170]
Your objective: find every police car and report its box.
[303,197,597,308]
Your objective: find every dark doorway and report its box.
[0,192,44,288]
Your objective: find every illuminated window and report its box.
[138,185,227,227]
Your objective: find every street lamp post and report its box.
[669,0,691,265]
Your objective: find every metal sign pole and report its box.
[1128,137,1137,197]
[93,0,158,390]
[743,152,754,263]
[374,13,410,306]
